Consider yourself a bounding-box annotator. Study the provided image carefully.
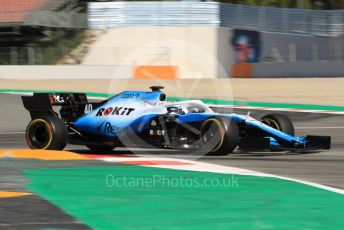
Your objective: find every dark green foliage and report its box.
[0,29,84,65]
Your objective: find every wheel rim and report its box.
[201,119,224,153]
[263,118,281,131]
[27,120,52,149]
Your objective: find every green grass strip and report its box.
[24,165,344,229]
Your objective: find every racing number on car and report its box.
[84,104,93,114]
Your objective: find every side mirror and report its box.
[165,107,182,120]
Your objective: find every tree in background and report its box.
[310,0,344,9]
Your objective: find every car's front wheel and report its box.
[200,117,239,155]
[261,114,295,136]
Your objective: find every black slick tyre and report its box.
[261,114,295,136]
[200,117,239,155]
[26,116,68,150]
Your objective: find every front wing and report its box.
[238,135,331,152]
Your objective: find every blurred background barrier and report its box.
[88,2,344,37]
[219,3,344,37]
[0,1,343,78]
[230,62,344,78]
[1,28,343,65]
[1,1,343,36]
[252,62,344,78]
[88,2,219,28]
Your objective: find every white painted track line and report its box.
[94,154,344,195]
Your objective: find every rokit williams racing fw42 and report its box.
[22,86,331,155]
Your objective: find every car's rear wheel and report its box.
[200,117,239,155]
[26,116,68,150]
[86,144,116,152]
[261,114,295,136]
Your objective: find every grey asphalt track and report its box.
[1,93,344,229]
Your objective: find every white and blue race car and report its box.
[22,86,331,155]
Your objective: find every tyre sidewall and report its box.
[261,114,295,136]
[200,116,239,155]
[26,116,68,150]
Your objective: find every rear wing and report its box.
[22,93,100,121]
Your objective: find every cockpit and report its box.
[164,100,214,115]
[184,105,206,114]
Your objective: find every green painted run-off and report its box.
[2,88,344,112]
[25,165,344,229]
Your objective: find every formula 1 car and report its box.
[22,86,331,155]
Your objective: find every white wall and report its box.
[82,27,220,79]
[0,66,132,79]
